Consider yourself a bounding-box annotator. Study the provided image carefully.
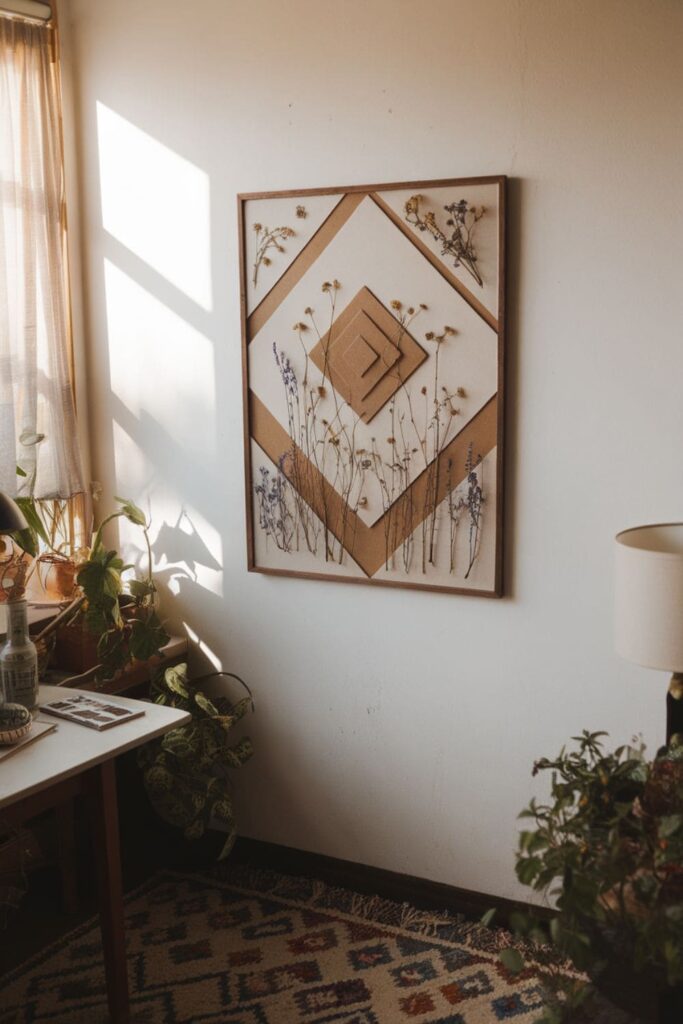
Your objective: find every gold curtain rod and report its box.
[0,0,52,22]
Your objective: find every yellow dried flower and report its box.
[390,300,402,311]
[253,223,262,232]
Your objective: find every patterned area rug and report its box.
[0,866,557,1023]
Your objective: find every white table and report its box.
[0,685,190,1023]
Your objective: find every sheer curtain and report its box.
[0,14,84,499]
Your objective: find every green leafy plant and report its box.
[72,496,168,680]
[7,436,84,604]
[507,731,683,1022]
[138,663,254,859]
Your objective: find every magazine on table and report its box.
[40,694,145,731]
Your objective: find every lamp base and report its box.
[665,672,683,744]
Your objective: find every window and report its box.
[0,7,84,501]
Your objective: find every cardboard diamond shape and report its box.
[343,331,380,378]
[325,310,402,412]
[310,287,427,422]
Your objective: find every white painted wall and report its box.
[62,0,683,901]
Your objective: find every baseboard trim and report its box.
[232,837,551,928]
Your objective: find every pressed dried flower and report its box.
[358,497,368,508]
[332,279,341,289]
[444,325,456,335]
[296,205,307,218]
[322,281,332,292]
[390,299,402,310]
[425,331,434,341]
[421,386,428,395]
[252,223,296,286]
[419,303,428,310]
[405,195,484,287]
[456,387,466,398]
[304,306,313,315]
[387,437,396,445]
[317,385,326,397]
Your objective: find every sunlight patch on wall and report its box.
[97,102,212,310]
[183,621,222,671]
[103,259,216,458]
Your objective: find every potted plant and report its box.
[43,496,169,681]
[5,433,83,603]
[508,731,683,1023]
[138,663,254,859]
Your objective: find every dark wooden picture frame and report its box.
[239,176,506,597]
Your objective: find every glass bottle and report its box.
[0,599,38,709]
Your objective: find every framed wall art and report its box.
[239,176,506,596]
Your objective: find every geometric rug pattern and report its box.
[0,867,551,1023]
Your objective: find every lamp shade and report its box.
[615,523,683,673]
[0,492,28,533]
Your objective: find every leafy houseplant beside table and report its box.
[0,684,190,1024]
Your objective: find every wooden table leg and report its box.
[89,760,130,1024]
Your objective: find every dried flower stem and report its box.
[252,223,295,288]
[404,196,484,287]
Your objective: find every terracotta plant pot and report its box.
[36,554,78,602]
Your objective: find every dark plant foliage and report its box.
[503,731,683,1022]
[138,663,254,860]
